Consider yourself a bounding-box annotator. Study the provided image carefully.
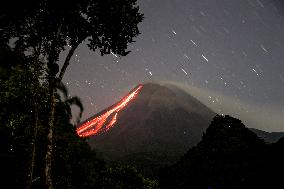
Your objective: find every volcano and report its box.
[77,83,216,174]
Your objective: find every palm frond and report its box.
[65,97,84,124]
[56,82,69,100]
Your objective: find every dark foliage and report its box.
[0,45,40,187]
[0,0,143,62]
[159,115,284,189]
[1,0,144,188]
[0,47,157,188]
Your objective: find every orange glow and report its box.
[77,85,143,137]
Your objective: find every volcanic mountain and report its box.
[77,83,216,174]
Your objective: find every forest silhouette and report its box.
[1,0,283,188]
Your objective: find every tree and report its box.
[159,115,265,189]
[0,44,48,188]
[52,83,99,189]
[0,46,160,189]
[0,46,104,188]
[0,1,143,188]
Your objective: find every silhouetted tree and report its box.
[159,115,266,189]
[1,46,158,189]
[0,44,48,188]
[0,1,143,187]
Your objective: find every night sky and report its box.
[63,0,284,132]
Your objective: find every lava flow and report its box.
[77,85,143,138]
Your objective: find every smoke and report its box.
[158,81,284,132]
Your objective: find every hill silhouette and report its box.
[249,128,284,143]
[159,115,284,189]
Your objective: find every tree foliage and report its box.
[0,44,47,187]
[0,0,143,63]
[159,115,284,189]
[0,46,158,189]
[1,1,143,187]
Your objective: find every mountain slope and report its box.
[249,128,284,143]
[79,83,216,174]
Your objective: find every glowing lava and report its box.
[77,85,143,137]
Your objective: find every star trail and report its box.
[63,0,284,132]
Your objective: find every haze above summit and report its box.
[63,0,284,132]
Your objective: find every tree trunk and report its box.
[45,82,55,189]
[58,43,79,81]
[27,99,39,189]
[27,56,41,189]
[45,39,81,189]
[44,21,64,189]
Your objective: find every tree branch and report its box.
[48,19,64,65]
[58,42,80,82]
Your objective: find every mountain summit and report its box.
[78,83,216,174]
